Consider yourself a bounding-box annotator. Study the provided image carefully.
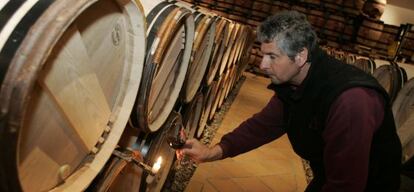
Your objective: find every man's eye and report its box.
[270,55,276,60]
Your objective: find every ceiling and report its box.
[387,0,414,10]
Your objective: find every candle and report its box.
[151,156,162,174]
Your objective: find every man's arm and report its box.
[219,94,286,158]
[178,94,286,163]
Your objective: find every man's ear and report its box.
[295,48,308,67]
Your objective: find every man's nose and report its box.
[259,57,268,70]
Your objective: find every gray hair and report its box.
[257,11,317,61]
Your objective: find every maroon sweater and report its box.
[219,87,384,191]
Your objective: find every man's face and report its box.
[260,40,303,85]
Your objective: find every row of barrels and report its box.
[0,0,254,191]
[180,0,292,27]
[181,0,413,63]
[325,47,414,164]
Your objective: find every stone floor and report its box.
[184,72,307,192]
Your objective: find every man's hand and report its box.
[176,139,223,164]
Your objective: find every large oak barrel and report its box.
[88,149,144,192]
[217,67,232,108]
[205,17,229,86]
[356,17,384,49]
[218,21,237,76]
[0,0,145,191]
[182,91,205,139]
[362,0,386,20]
[199,81,218,134]
[138,111,183,192]
[353,58,376,74]
[372,62,406,103]
[89,111,183,192]
[209,72,228,119]
[131,0,194,132]
[183,12,216,103]
[392,78,414,163]
[207,77,223,121]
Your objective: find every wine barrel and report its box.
[224,23,242,71]
[224,65,237,100]
[196,89,210,139]
[214,70,231,114]
[0,0,145,191]
[362,0,386,20]
[218,67,233,108]
[345,54,357,65]
[353,58,376,74]
[392,77,414,163]
[207,76,224,121]
[131,0,194,132]
[182,92,205,139]
[139,111,183,192]
[183,12,216,103]
[372,62,405,103]
[218,21,237,76]
[88,149,144,192]
[198,81,217,135]
[205,18,229,86]
[89,111,183,192]
[356,17,384,48]
[236,28,255,82]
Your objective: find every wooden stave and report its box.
[0,0,146,191]
[132,2,194,133]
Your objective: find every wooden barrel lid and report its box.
[182,91,205,139]
[139,111,183,192]
[225,65,238,99]
[0,0,145,191]
[218,21,237,76]
[205,17,229,86]
[88,149,144,192]
[196,90,209,139]
[132,2,194,132]
[218,68,232,108]
[356,18,384,48]
[354,58,375,74]
[392,77,414,162]
[183,13,215,103]
[207,78,222,122]
[372,64,402,102]
[200,81,217,128]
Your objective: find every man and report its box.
[177,11,401,191]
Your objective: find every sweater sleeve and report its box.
[218,94,286,158]
[322,87,385,192]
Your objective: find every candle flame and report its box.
[152,156,162,174]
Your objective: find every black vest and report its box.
[269,47,402,191]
